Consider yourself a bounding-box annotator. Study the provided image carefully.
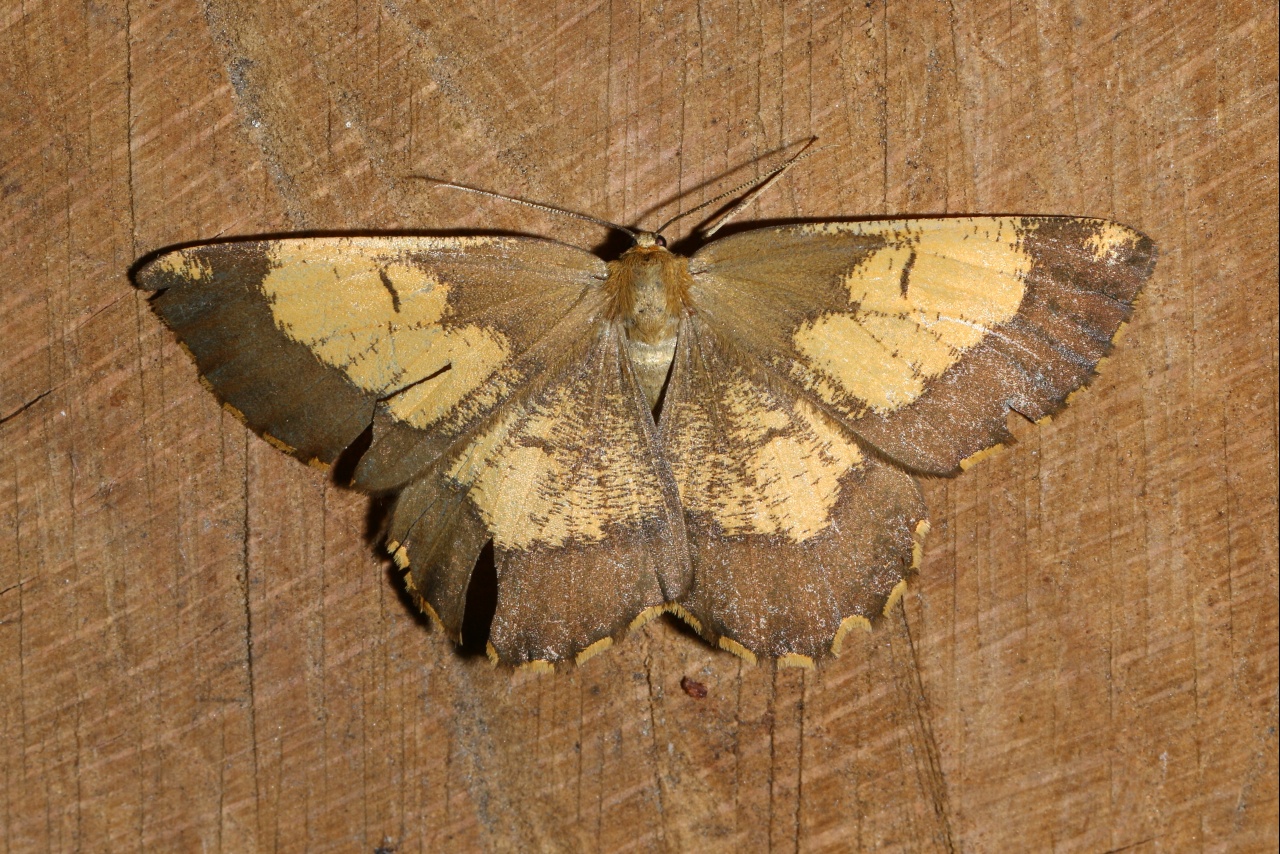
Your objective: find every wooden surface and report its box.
[2,0,1276,851]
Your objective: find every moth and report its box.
[134,165,1155,670]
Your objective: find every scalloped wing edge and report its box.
[390,516,934,670]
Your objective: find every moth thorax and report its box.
[606,245,691,410]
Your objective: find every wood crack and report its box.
[0,389,52,426]
[899,608,957,854]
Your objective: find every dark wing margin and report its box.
[658,316,928,664]
[386,323,690,667]
[689,217,1155,474]
[134,236,606,475]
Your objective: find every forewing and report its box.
[659,316,928,662]
[689,217,1155,473]
[387,323,689,667]
[134,236,605,474]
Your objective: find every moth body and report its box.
[605,232,692,409]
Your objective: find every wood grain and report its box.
[2,0,1276,850]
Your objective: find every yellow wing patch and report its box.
[155,250,214,282]
[382,326,511,430]
[671,374,864,542]
[440,342,671,552]
[1085,221,1141,261]
[261,238,512,430]
[792,221,1029,414]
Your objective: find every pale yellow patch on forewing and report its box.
[382,325,510,429]
[793,220,1030,414]
[157,250,213,282]
[675,377,863,542]
[260,239,511,424]
[443,366,665,550]
[794,314,925,411]
[1084,220,1139,261]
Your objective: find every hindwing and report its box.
[388,322,688,666]
[660,316,928,662]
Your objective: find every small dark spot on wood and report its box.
[681,676,708,699]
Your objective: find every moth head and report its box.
[606,231,693,326]
[632,231,668,249]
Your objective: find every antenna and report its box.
[415,138,823,245]
[654,137,823,238]
[415,178,638,241]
